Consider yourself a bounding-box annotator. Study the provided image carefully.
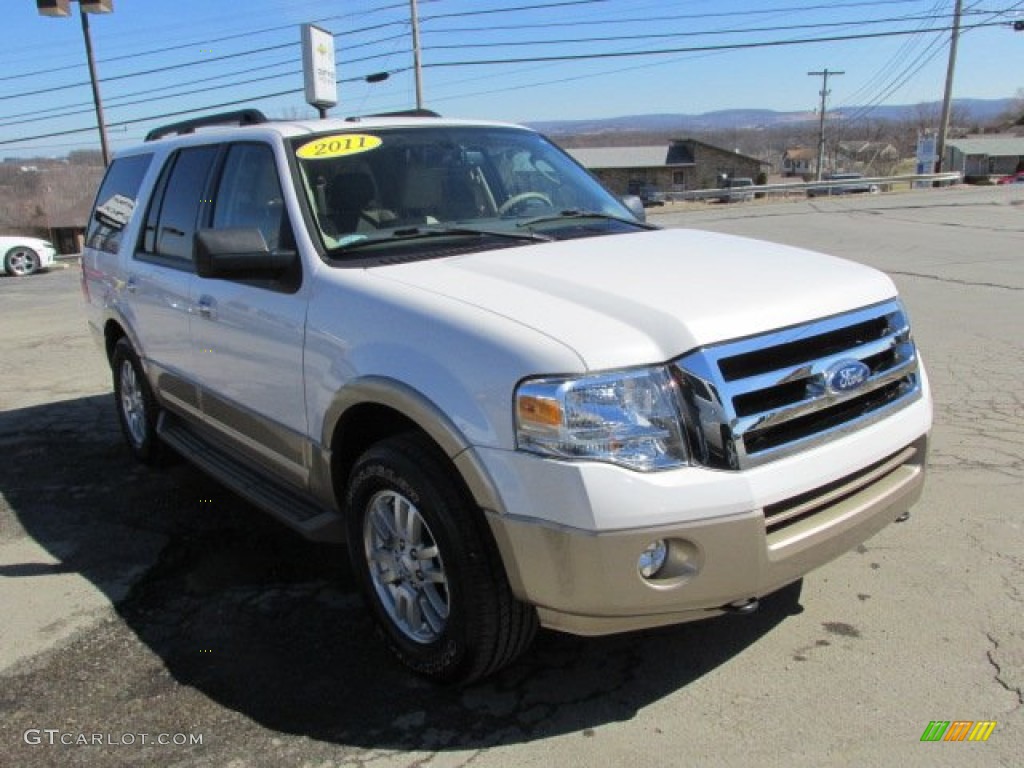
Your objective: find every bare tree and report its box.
[995,88,1024,128]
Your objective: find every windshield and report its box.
[290,125,640,255]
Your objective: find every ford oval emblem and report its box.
[825,359,871,395]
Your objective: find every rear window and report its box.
[86,154,153,254]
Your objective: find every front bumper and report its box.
[481,425,928,636]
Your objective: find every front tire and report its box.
[346,433,537,683]
[4,246,40,277]
[111,338,165,464]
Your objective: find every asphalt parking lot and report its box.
[1,185,1021,767]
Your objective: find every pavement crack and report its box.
[885,270,1021,291]
[986,632,1024,709]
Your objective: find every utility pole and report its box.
[935,0,963,172]
[808,68,844,180]
[409,0,424,109]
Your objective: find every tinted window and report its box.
[145,146,219,263]
[212,143,288,251]
[86,153,152,254]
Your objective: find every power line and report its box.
[0,66,411,149]
[421,9,1002,50]
[4,6,1019,151]
[838,0,947,107]
[419,18,1013,68]
[841,0,1024,124]
[0,0,418,83]
[421,0,947,34]
[421,0,613,21]
[0,28,412,101]
[3,2,1010,101]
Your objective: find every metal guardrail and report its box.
[669,172,963,202]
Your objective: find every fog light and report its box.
[638,539,668,579]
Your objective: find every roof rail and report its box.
[145,109,268,142]
[345,108,441,122]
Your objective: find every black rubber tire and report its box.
[346,432,538,683]
[111,337,166,465]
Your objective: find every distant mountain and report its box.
[526,98,1015,135]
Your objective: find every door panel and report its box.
[189,143,309,484]
[128,146,219,410]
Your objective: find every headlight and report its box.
[515,366,688,471]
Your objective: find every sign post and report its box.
[915,134,937,189]
[301,24,337,118]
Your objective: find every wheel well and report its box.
[103,320,127,365]
[329,402,473,509]
[330,403,426,494]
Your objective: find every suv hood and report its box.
[375,228,898,370]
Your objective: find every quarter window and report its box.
[86,153,152,254]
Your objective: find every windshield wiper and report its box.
[331,225,553,254]
[517,209,658,229]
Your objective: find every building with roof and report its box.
[944,137,1024,177]
[564,139,765,196]
[782,147,816,178]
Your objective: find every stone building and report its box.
[565,139,765,195]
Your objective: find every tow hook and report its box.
[723,597,759,615]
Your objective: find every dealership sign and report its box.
[302,24,337,111]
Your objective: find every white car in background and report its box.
[1,236,58,277]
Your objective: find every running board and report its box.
[158,413,344,542]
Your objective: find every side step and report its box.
[158,413,344,542]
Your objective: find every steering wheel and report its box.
[498,191,554,216]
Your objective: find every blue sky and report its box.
[1,0,1021,158]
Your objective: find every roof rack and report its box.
[145,109,268,142]
[345,108,441,122]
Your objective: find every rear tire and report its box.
[346,433,537,683]
[111,337,166,465]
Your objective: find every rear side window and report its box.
[86,153,153,254]
[139,145,219,264]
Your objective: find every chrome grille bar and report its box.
[673,300,922,470]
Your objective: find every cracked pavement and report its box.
[2,185,1022,767]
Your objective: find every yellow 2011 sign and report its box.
[296,134,382,159]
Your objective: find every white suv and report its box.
[83,110,932,682]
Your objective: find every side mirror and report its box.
[194,228,295,278]
[620,195,646,223]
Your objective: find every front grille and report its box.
[673,300,922,470]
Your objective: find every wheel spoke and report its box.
[420,564,447,585]
[397,497,422,543]
[363,488,449,644]
[394,584,423,631]
[421,586,448,634]
[369,498,398,542]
